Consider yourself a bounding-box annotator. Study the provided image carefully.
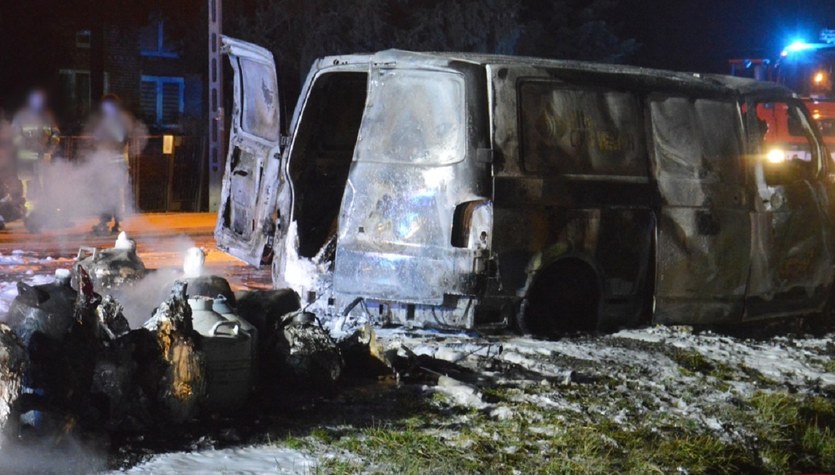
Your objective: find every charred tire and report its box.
[518,259,600,337]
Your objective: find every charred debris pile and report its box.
[0,233,372,451]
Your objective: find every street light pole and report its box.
[207,0,224,211]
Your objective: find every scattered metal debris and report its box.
[75,232,147,290]
[273,311,343,390]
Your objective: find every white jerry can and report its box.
[212,295,258,361]
[189,297,254,412]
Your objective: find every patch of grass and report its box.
[314,457,365,475]
[284,341,835,474]
[282,436,309,450]
[738,364,779,386]
[310,427,337,444]
[322,403,761,474]
[670,348,715,375]
[744,391,835,473]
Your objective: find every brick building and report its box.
[52,17,207,212]
[55,19,203,135]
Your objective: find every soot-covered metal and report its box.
[215,38,835,336]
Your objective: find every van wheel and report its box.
[518,260,600,337]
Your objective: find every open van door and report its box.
[214,36,282,266]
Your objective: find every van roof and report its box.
[319,49,795,99]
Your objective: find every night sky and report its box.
[618,0,835,73]
[1,0,835,100]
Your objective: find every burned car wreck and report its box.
[216,37,835,336]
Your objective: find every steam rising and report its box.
[111,237,202,328]
[111,267,181,328]
[30,115,147,229]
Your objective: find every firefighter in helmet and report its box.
[90,94,131,235]
[11,89,60,214]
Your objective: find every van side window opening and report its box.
[519,83,647,177]
[649,97,742,204]
[239,57,280,142]
[354,70,466,165]
[754,101,821,185]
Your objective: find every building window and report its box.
[141,75,184,128]
[140,20,177,58]
[58,69,109,122]
[76,30,91,48]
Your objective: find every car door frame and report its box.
[743,94,834,319]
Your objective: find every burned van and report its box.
[215,37,835,335]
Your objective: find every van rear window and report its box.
[355,69,465,165]
[519,83,647,177]
[239,57,280,142]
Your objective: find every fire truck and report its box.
[731,30,835,160]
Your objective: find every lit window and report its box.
[140,75,184,128]
[140,21,177,58]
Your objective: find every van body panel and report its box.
[488,64,655,327]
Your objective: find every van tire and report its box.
[518,260,600,337]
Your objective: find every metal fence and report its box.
[60,134,208,212]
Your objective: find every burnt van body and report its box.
[215,37,835,334]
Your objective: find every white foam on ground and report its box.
[122,445,316,474]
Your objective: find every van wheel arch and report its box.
[516,257,602,337]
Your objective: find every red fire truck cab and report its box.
[731,30,835,161]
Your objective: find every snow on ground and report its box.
[122,445,316,474]
[616,326,835,388]
[372,324,835,444]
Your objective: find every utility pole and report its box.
[207,0,224,211]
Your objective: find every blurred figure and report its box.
[89,94,131,235]
[11,89,60,216]
[0,112,25,230]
